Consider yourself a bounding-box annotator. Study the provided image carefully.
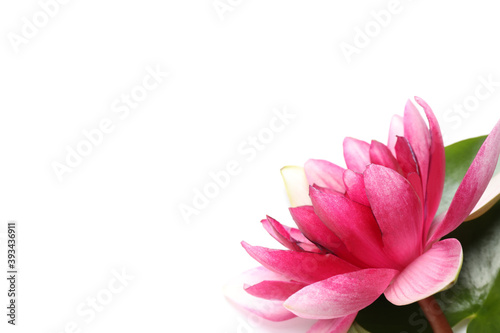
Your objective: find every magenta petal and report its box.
[395,138,425,205]
[428,118,500,243]
[395,136,420,176]
[407,172,424,204]
[343,169,370,207]
[467,172,500,221]
[369,140,402,174]
[261,217,303,252]
[224,266,296,321]
[387,114,404,156]
[284,269,398,319]
[289,227,314,244]
[289,206,343,251]
[289,206,365,267]
[364,164,423,268]
[307,314,357,333]
[245,280,306,301]
[415,97,446,235]
[364,164,423,267]
[309,186,393,268]
[242,242,359,284]
[385,238,463,305]
[404,100,431,195]
[343,137,371,173]
[305,159,346,193]
[261,216,323,253]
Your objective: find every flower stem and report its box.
[418,296,453,333]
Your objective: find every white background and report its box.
[1,1,499,332]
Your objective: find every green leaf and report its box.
[438,200,500,331]
[356,136,500,333]
[356,296,432,333]
[438,135,500,218]
[437,136,486,216]
[348,322,371,333]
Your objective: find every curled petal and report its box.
[284,269,398,319]
[385,238,463,305]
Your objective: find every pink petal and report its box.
[261,217,303,252]
[369,140,402,174]
[466,172,500,221]
[289,206,343,250]
[364,164,423,268]
[297,242,327,253]
[387,114,404,156]
[245,280,307,301]
[427,118,500,244]
[289,206,366,267]
[261,216,324,253]
[224,266,297,321]
[384,238,463,305]
[284,269,398,319]
[343,137,371,173]
[415,97,446,236]
[309,186,393,268]
[242,242,359,284]
[305,159,346,193]
[394,136,420,176]
[307,314,357,333]
[403,99,431,197]
[407,172,424,205]
[343,169,370,207]
[289,227,314,244]
[394,137,424,202]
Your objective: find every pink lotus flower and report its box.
[225,97,500,332]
